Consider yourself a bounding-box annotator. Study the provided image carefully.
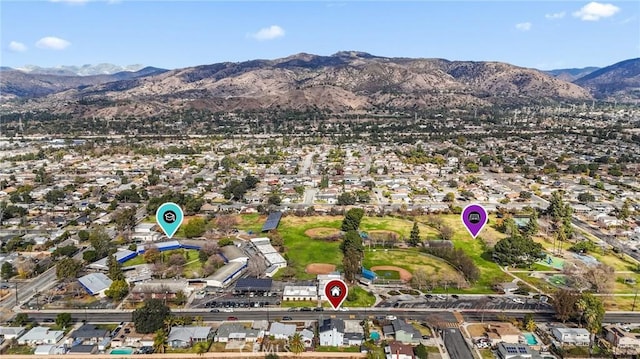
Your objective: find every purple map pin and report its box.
[461,204,488,238]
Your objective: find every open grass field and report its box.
[305,227,342,239]
[374,269,401,280]
[344,286,376,307]
[361,216,438,239]
[273,216,345,280]
[363,249,462,283]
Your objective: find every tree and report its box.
[89,227,114,259]
[13,313,29,326]
[216,215,238,236]
[55,312,72,329]
[183,217,206,238]
[578,293,605,348]
[341,208,364,232]
[107,254,124,281]
[153,329,167,354]
[411,269,428,290]
[524,313,536,332]
[1,262,15,280]
[78,230,90,241]
[337,192,356,206]
[409,222,421,247]
[492,236,545,268]
[618,200,630,220]
[113,207,136,233]
[443,192,455,202]
[132,298,171,334]
[267,194,282,206]
[340,230,364,283]
[52,245,78,259]
[268,230,284,247]
[577,192,595,203]
[288,332,305,355]
[439,225,454,241]
[524,210,539,237]
[519,191,532,200]
[105,279,129,301]
[552,288,580,322]
[414,343,429,359]
[56,258,82,281]
[143,245,161,263]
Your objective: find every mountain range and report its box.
[1,53,638,118]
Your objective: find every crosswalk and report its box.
[436,321,460,328]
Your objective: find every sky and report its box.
[1,0,638,71]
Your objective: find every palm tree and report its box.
[153,329,167,354]
[163,316,175,332]
[288,332,305,355]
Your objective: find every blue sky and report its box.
[1,1,638,70]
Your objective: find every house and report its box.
[319,318,345,347]
[300,328,315,348]
[604,325,640,354]
[318,273,343,301]
[343,320,365,346]
[78,272,113,297]
[385,341,415,359]
[71,324,111,345]
[67,344,98,355]
[551,327,590,346]
[283,285,318,301]
[110,324,154,348]
[18,327,64,345]
[388,319,420,344]
[485,322,521,345]
[0,326,26,341]
[215,323,261,343]
[33,344,58,355]
[168,326,212,348]
[269,322,296,340]
[496,343,533,359]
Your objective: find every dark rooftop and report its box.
[261,211,282,232]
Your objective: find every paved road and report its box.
[299,152,314,176]
[379,296,553,312]
[442,328,474,359]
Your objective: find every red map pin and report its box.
[324,279,348,310]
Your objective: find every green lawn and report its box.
[375,270,401,280]
[361,216,438,239]
[236,213,264,233]
[122,249,203,278]
[274,216,345,280]
[344,286,376,307]
[6,346,34,355]
[363,249,463,282]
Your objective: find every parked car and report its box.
[209,309,220,313]
[282,316,293,321]
[313,307,324,312]
[227,316,238,321]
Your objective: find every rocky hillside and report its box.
[1,52,594,117]
[574,58,640,101]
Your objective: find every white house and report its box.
[551,327,590,346]
[319,319,345,347]
[269,322,296,340]
[18,327,64,346]
[168,326,212,348]
[0,326,26,340]
[604,325,640,355]
[78,272,113,297]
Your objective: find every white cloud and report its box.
[8,41,28,52]
[545,11,566,20]
[515,22,532,31]
[35,36,71,50]
[573,2,620,21]
[248,25,285,41]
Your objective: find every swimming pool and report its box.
[110,347,134,355]
[523,332,538,345]
[370,331,380,340]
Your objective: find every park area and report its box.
[235,213,640,299]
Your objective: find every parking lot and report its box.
[378,296,552,311]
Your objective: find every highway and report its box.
[17,308,640,325]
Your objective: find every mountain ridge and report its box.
[2,52,636,118]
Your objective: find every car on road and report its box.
[282,316,293,321]
[425,294,433,299]
[209,309,220,313]
[221,308,234,312]
[227,316,238,321]
[435,295,446,300]
[313,307,324,312]
[300,307,312,312]
[385,315,397,320]
[287,307,298,312]
[451,294,459,299]
[512,298,524,304]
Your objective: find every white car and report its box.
[512,298,524,304]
